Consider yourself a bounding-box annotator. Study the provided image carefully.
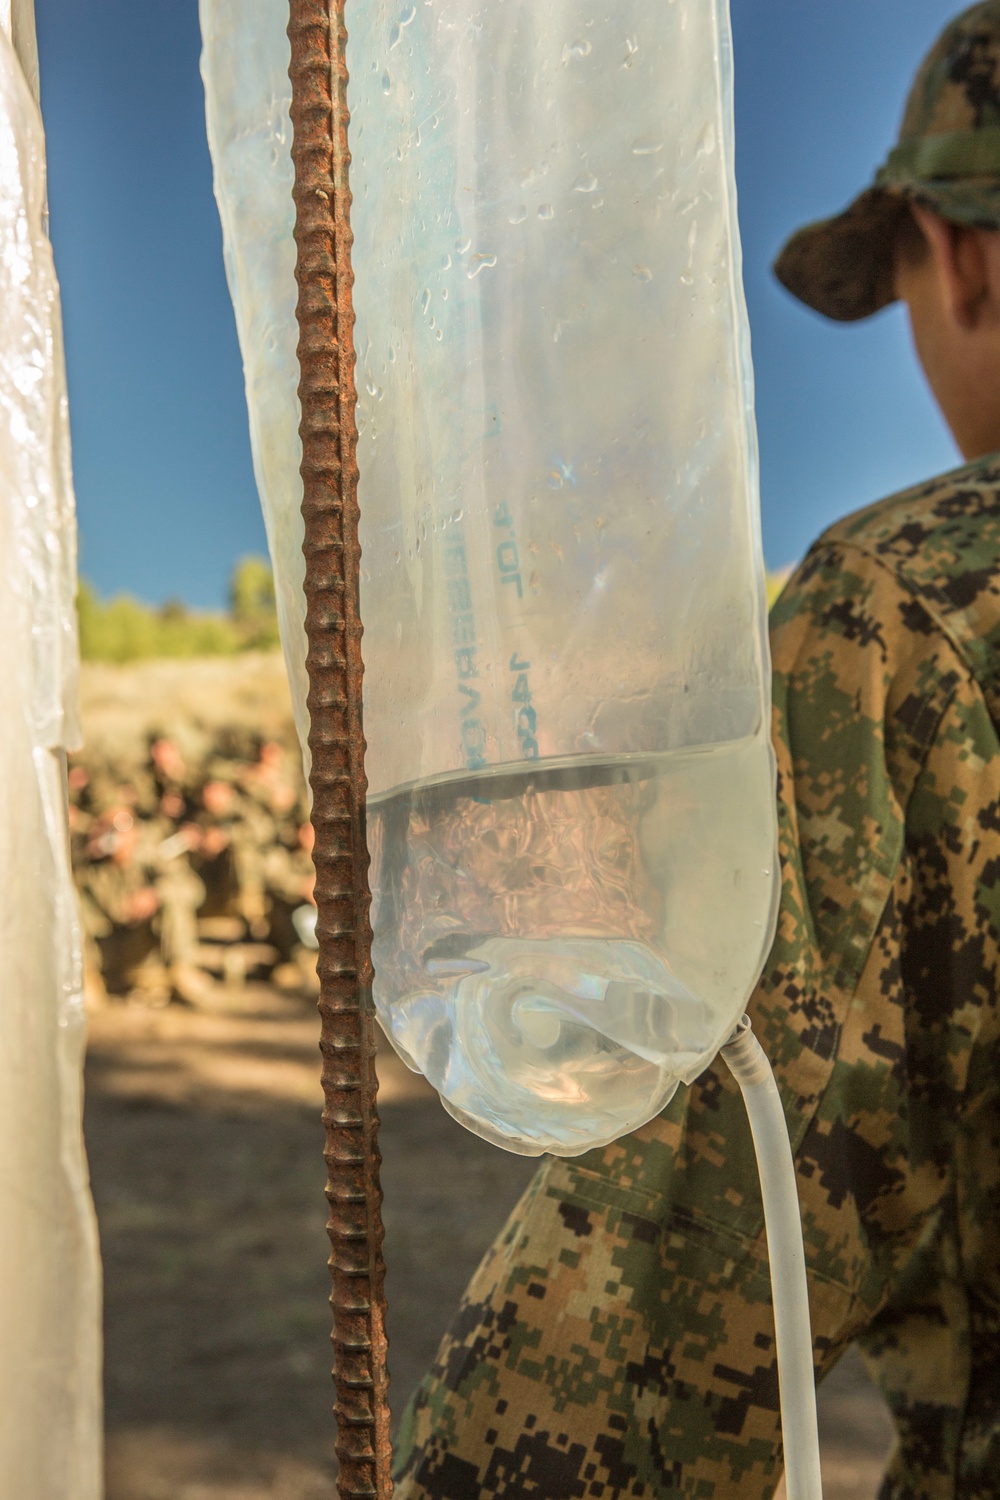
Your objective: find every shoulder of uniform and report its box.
[814,452,1000,596]
[816,453,1000,636]
[792,452,1000,715]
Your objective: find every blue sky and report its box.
[36,0,962,607]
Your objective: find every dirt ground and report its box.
[85,983,896,1500]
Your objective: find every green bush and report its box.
[78,558,281,662]
[766,568,792,609]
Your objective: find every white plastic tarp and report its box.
[0,7,102,1496]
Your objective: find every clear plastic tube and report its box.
[721,1018,823,1500]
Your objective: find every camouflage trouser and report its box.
[157,860,206,970]
[390,1015,987,1500]
[390,1052,833,1500]
[391,913,1000,1500]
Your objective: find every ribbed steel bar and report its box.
[287,3,393,1497]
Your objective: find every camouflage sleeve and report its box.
[851,669,1000,1500]
[390,543,1000,1500]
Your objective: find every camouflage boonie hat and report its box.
[775,1,1000,321]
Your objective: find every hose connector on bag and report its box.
[721,1017,824,1500]
[721,1013,772,1087]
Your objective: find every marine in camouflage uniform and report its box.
[76,802,162,994]
[392,7,1000,1497]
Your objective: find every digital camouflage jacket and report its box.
[391,455,1000,1500]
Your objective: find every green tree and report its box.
[229,555,276,621]
[228,555,281,650]
[76,559,282,662]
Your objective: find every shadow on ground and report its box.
[85,985,894,1499]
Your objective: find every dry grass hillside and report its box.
[78,650,300,766]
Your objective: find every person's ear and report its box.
[912,203,990,330]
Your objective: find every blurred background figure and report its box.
[70,651,320,1010]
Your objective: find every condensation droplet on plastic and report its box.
[623,35,638,66]
[632,136,663,156]
[435,328,443,340]
[572,172,598,194]
[365,375,378,396]
[441,252,452,270]
[467,252,497,278]
[562,38,592,61]
[633,265,653,283]
[420,288,431,314]
[456,236,472,254]
[381,70,392,94]
[547,470,564,490]
[441,288,448,300]
[508,205,528,225]
[387,2,415,46]
[537,203,554,221]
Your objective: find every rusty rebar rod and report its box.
[287,3,393,1497]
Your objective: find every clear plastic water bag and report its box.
[353,0,778,1155]
[200,0,779,1158]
